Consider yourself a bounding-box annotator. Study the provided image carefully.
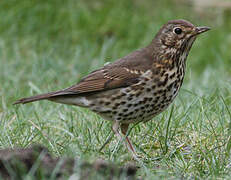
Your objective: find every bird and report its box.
[14,19,210,158]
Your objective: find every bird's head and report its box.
[157,19,210,49]
[151,19,210,61]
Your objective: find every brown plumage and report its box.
[14,48,152,104]
[14,19,210,158]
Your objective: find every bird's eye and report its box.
[174,27,182,35]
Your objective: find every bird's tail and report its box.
[13,92,56,105]
[13,90,76,105]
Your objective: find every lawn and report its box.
[0,0,231,179]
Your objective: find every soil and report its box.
[0,145,139,179]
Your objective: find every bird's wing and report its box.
[63,48,153,94]
[64,66,145,94]
[13,65,147,105]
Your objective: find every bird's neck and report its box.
[146,41,192,82]
[147,36,196,68]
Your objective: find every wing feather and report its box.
[65,67,143,94]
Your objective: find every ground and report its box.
[0,0,231,179]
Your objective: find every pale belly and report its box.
[53,70,183,124]
[87,71,182,124]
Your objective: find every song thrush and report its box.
[14,19,210,158]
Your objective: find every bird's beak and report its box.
[195,26,211,35]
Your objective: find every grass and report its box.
[0,0,231,179]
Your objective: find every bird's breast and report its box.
[85,67,186,124]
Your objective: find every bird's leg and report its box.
[112,121,123,140]
[111,121,124,156]
[112,122,139,159]
[99,121,128,152]
[121,123,139,158]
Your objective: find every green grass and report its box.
[1,0,231,179]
